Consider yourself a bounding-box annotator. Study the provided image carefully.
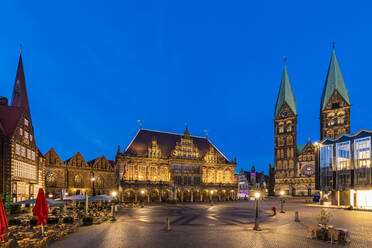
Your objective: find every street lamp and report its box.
[91,175,96,196]
[48,193,53,198]
[253,192,261,231]
[280,191,285,213]
[112,191,117,198]
[140,190,145,207]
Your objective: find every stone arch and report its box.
[150,188,160,202]
[183,189,191,202]
[162,189,171,201]
[123,188,136,202]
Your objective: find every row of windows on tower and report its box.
[278,125,292,134]
[327,116,345,127]
[277,136,294,146]
[276,148,295,159]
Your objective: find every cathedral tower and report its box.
[274,62,297,181]
[320,46,351,140]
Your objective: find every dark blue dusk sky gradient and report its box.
[1,1,372,173]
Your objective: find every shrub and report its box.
[82,216,93,226]
[29,218,37,226]
[63,217,74,224]
[9,205,21,215]
[8,219,21,226]
[47,217,59,225]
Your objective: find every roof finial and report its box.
[283,56,287,65]
[19,42,24,54]
[204,129,208,139]
[332,40,335,49]
[137,119,143,130]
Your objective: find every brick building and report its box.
[0,54,45,202]
[44,148,116,198]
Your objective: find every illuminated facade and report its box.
[0,54,45,202]
[319,130,372,209]
[274,47,350,196]
[44,148,116,198]
[116,128,237,202]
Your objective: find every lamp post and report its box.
[280,191,285,213]
[91,174,96,196]
[141,190,145,208]
[253,192,261,231]
[111,191,118,221]
[210,190,214,206]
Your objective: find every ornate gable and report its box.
[45,148,64,166]
[323,90,350,111]
[147,137,162,159]
[89,155,113,171]
[172,130,200,160]
[65,152,88,167]
[204,145,218,163]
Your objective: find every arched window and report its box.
[160,167,168,181]
[46,172,56,187]
[224,170,232,183]
[287,148,291,158]
[208,168,216,183]
[96,176,104,188]
[283,160,288,169]
[277,161,282,170]
[289,160,294,169]
[277,150,281,159]
[74,174,83,188]
[286,136,293,145]
[281,149,284,158]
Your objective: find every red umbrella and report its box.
[0,194,8,241]
[33,188,49,229]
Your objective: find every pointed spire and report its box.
[11,53,31,117]
[184,124,190,136]
[320,45,350,110]
[274,60,297,118]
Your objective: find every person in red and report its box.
[0,195,8,241]
[33,188,49,235]
[272,206,277,216]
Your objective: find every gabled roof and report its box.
[64,152,88,167]
[11,54,31,117]
[124,129,230,163]
[297,141,314,155]
[0,105,24,137]
[44,148,64,165]
[274,64,297,118]
[87,155,113,170]
[321,48,350,110]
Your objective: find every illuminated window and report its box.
[21,146,26,157]
[24,119,28,126]
[15,144,21,155]
[354,137,371,168]
[19,128,23,136]
[336,141,351,170]
[279,126,284,133]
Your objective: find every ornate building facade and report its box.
[116,128,237,202]
[274,47,350,196]
[44,148,116,198]
[0,54,45,202]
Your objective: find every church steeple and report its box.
[320,47,350,111]
[274,62,297,118]
[320,44,351,140]
[11,54,31,117]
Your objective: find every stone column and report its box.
[219,191,221,201]
[159,192,162,202]
[201,193,203,202]
[147,193,150,203]
[135,192,138,202]
[181,190,184,202]
[173,187,177,201]
[191,191,194,202]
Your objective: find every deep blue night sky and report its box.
[1,1,372,173]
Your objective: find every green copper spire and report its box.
[320,47,350,110]
[274,62,297,118]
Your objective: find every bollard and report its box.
[167,217,171,231]
[294,211,300,222]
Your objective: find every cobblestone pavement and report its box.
[51,200,372,248]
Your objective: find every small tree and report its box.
[317,208,332,226]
